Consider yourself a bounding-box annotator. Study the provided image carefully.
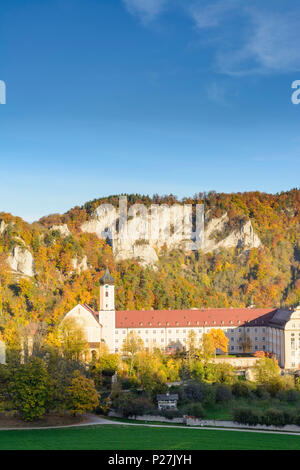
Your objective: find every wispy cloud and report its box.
[122,0,300,76]
[188,0,238,29]
[122,0,169,23]
[189,1,300,76]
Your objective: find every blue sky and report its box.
[0,0,300,221]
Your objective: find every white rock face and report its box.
[202,214,261,253]
[71,255,88,274]
[115,241,159,267]
[50,224,71,237]
[7,246,35,277]
[0,341,5,365]
[80,205,261,266]
[0,220,7,235]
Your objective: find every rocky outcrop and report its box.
[50,224,71,237]
[0,220,7,235]
[71,255,88,274]
[80,205,262,266]
[202,213,261,253]
[7,246,35,277]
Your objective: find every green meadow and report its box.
[0,424,300,450]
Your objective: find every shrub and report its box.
[113,394,155,418]
[180,382,205,402]
[261,409,285,427]
[283,409,296,425]
[255,385,271,400]
[232,381,251,398]
[160,409,181,420]
[233,407,262,426]
[294,414,300,426]
[121,377,140,390]
[215,385,232,403]
[286,389,300,403]
[183,403,205,419]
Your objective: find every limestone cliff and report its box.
[7,246,35,277]
[80,206,262,266]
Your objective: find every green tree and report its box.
[253,357,280,384]
[122,331,144,376]
[10,357,50,421]
[66,371,99,416]
[58,318,89,361]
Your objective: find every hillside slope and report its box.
[0,190,299,328]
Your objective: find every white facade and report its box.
[63,269,300,369]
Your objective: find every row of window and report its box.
[116,327,267,335]
[230,345,266,351]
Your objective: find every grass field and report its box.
[0,424,300,450]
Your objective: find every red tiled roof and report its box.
[115,308,277,328]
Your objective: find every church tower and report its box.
[99,267,115,353]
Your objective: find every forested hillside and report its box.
[0,190,299,336]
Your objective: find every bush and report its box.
[113,394,155,418]
[160,409,181,420]
[181,403,205,419]
[179,382,205,402]
[121,377,140,390]
[232,381,251,398]
[215,385,232,403]
[255,385,271,400]
[283,409,296,425]
[286,389,300,403]
[233,407,262,426]
[261,409,285,427]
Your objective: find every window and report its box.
[231,337,234,342]
[262,328,266,333]
[231,329,234,333]
[176,330,179,333]
[247,328,250,332]
[254,328,258,333]
[105,291,108,297]
[255,346,258,350]
[238,328,241,332]
[115,331,118,335]
[255,337,258,341]
[115,339,118,343]
[262,345,265,350]
[231,346,234,351]
[123,330,126,334]
[153,330,156,334]
[262,337,265,341]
